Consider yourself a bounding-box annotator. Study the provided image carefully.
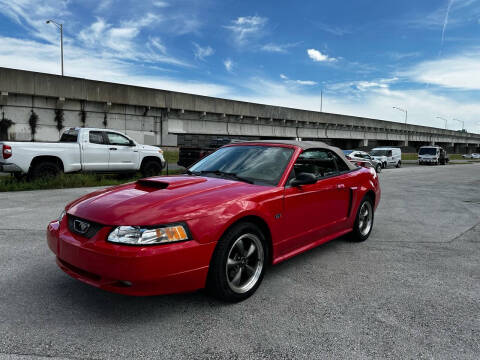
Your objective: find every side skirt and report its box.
[272,228,353,265]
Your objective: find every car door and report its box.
[81,130,110,171]
[280,149,351,254]
[105,132,139,171]
[386,150,394,165]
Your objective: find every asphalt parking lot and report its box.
[1,164,479,359]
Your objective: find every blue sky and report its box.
[0,0,479,132]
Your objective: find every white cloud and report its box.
[405,52,480,90]
[279,74,317,86]
[0,0,70,43]
[232,77,480,132]
[0,36,229,97]
[193,43,214,61]
[225,16,268,45]
[153,1,169,7]
[224,58,234,72]
[261,42,298,53]
[307,48,337,62]
[149,37,167,55]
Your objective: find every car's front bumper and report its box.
[47,218,217,296]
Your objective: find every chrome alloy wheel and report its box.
[358,201,373,236]
[226,233,264,294]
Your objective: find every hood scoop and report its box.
[136,176,207,190]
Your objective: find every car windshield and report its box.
[343,150,353,155]
[370,150,388,156]
[419,148,437,155]
[189,145,294,186]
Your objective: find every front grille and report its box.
[67,215,103,239]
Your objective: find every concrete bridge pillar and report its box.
[362,139,368,147]
[403,139,409,146]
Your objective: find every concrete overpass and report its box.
[1,67,479,152]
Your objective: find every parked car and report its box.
[418,146,449,165]
[47,140,381,302]
[344,150,382,173]
[462,153,480,159]
[178,138,243,168]
[0,128,165,179]
[370,147,402,168]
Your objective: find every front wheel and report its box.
[349,197,374,242]
[375,164,382,173]
[141,159,162,177]
[207,222,267,302]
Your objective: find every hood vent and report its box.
[136,176,207,190]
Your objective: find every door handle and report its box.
[109,147,117,150]
[337,184,345,189]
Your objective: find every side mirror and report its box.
[129,140,136,146]
[290,172,317,187]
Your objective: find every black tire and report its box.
[141,159,162,177]
[396,160,402,168]
[349,196,374,242]
[207,222,268,302]
[30,161,61,180]
[375,164,382,173]
[382,162,387,169]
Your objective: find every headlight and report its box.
[107,224,190,245]
[58,210,66,222]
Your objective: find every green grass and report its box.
[402,153,471,161]
[0,169,183,192]
[402,153,418,160]
[163,149,179,164]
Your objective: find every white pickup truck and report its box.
[0,128,166,179]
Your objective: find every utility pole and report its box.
[46,20,64,76]
[436,116,448,129]
[320,90,323,112]
[452,118,464,131]
[393,106,408,144]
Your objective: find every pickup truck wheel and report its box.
[375,164,382,173]
[30,161,61,180]
[349,197,374,242]
[207,222,267,302]
[141,159,162,177]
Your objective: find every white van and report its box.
[370,147,402,168]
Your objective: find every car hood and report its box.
[66,175,267,226]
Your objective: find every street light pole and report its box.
[452,118,464,131]
[436,116,448,129]
[46,20,64,76]
[393,106,408,144]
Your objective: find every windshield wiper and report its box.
[184,169,200,176]
[198,170,253,184]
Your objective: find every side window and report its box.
[89,131,105,145]
[60,130,79,142]
[106,132,131,146]
[387,150,392,157]
[331,152,350,172]
[292,149,337,180]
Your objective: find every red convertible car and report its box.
[47,140,380,302]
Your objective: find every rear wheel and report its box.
[349,196,374,242]
[396,160,402,168]
[141,159,162,177]
[207,222,267,302]
[30,161,61,180]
